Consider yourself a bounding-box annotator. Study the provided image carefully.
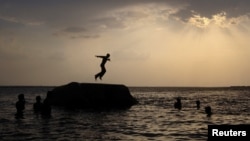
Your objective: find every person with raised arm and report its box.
[95,53,111,80]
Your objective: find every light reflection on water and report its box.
[0,87,249,141]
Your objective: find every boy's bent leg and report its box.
[99,71,106,80]
[95,73,99,80]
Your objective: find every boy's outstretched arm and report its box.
[95,55,105,58]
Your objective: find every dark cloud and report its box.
[0,0,249,31]
[63,27,86,33]
[0,0,145,27]
[173,0,250,22]
[70,34,100,39]
[53,26,99,39]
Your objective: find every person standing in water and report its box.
[95,53,110,80]
[33,96,43,114]
[15,94,25,118]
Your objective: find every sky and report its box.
[0,0,250,87]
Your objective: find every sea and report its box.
[0,86,249,141]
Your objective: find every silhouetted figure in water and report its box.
[41,91,52,118]
[196,100,200,110]
[95,53,110,80]
[174,97,182,110]
[15,94,25,119]
[205,106,212,117]
[33,96,43,114]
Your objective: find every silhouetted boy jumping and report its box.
[95,53,110,80]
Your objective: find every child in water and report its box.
[15,94,25,118]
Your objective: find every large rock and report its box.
[47,82,138,109]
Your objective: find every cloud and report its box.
[0,0,249,25]
[187,12,229,28]
[171,0,250,27]
[0,0,249,40]
[186,11,250,29]
[53,26,100,39]
[91,17,126,29]
[174,0,250,18]
[0,15,44,26]
[62,27,86,33]
[70,34,100,39]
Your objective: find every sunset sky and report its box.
[1,0,250,86]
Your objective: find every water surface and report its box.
[0,86,249,140]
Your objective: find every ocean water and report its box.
[0,86,249,141]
